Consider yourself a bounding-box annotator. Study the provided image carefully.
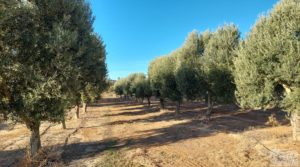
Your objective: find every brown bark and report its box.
[147,97,151,107]
[29,123,41,157]
[160,98,165,109]
[62,116,66,129]
[281,84,299,141]
[3,112,7,120]
[176,101,181,114]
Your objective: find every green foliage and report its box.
[113,73,152,101]
[113,78,126,96]
[80,34,108,104]
[131,73,151,99]
[175,31,208,101]
[148,56,165,98]
[234,0,300,112]
[175,57,206,100]
[0,0,107,131]
[149,56,182,102]
[202,24,240,103]
[148,25,239,106]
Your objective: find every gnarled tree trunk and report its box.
[160,98,165,109]
[62,116,66,129]
[291,111,300,141]
[3,112,8,120]
[147,97,151,107]
[281,84,300,141]
[176,101,181,114]
[29,123,41,157]
[141,97,144,104]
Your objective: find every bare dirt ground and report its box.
[1,97,300,167]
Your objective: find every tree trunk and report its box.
[3,112,7,120]
[281,84,300,141]
[176,101,180,114]
[160,98,165,109]
[75,104,80,119]
[206,91,213,120]
[29,124,41,157]
[141,97,144,104]
[62,116,66,129]
[147,97,151,107]
[291,111,300,141]
[83,102,87,113]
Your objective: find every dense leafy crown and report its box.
[202,24,240,103]
[234,0,300,111]
[0,0,107,126]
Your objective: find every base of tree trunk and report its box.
[291,112,300,141]
[176,101,180,114]
[160,98,165,109]
[205,92,213,121]
[147,97,151,107]
[3,112,8,120]
[62,117,66,129]
[30,125,41,157]
[75,105,80,119]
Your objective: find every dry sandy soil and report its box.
[1,97,300,167]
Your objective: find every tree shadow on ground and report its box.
[0,138,125,166]
[116,110,289,150]
[98,99,290,151]
[61,138,125,164]
[0,148,26,166]
[0,99,290,166]
[105,100,288,127]
[104,106,160,117]
[0,122,10,131]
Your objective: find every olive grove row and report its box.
[114,0,300,141]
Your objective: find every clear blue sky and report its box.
[89,0,279,80]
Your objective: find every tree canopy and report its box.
[0,0,107,156]
[234,0,300,140]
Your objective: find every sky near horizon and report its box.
[89,0,279,80]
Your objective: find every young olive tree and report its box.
[148,57,166,109]
[131,73,152,105]
[113,78,126,98]
[149,56,182,113]
[234,0,300,140]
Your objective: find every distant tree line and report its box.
[113,0,300,141]
[0,0,108,156]
[113,73,152,106]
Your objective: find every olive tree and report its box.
[175,31,208,102]
[201,24,240,118]
[0,0,107,156]
[148,57,166,108]
[149,56,182,113]
[113,78,126,97]
[79,34,108,114]
[234,0,300,140]
[131,73,152,105]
